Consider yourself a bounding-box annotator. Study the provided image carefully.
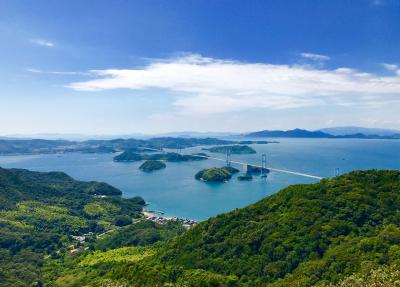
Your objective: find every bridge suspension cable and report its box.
[139,147,323,180]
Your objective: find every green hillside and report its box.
[195,166,240,182]
[2,168,400,286]
[0,167,147,287]
[160,170,400,286]
[44,170,400,287]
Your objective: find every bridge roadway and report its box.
[143,147,324,180]
[191,154,324,180]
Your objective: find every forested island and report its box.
[203,145,257,154]
[114,151,208,162]
[2,168,400,286]
[0,137,270,155]
[139,160,166,172]
[195,166,240,182]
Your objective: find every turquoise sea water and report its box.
[0,138,399,221]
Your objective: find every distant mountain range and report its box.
[319,126,400,136]
[246,128,400,139]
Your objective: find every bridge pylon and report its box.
[226,148,232,167]
[335,168,340,177]
[261,154,267,178]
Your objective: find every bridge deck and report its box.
[193,154,323,180]
[141,147,323,180]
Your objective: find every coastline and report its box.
[142,208,197,228]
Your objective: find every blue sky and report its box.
[0,0,399,135]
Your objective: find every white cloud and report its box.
[383,63,399,72]
[68,54,400,115]
[300,52,330,61]
[26,68,88,76]
[26,68,42,73]
[30,38,55,47]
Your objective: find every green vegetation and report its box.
[224,166,240,174]
[114,151,208,162]
[3,168,400,287]
[93,220,185,251]
[139,160,166,172]
[0,167,145,287]
[318,264,400,287]
[45,170,400,287]
[160,170,400,286]
[203,145,257,154]
[195,166,240,182]
[79,246,155,266]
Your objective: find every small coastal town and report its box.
[142,209,197,228]
[67,209,197,255]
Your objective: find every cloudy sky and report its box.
[0,0,399,135]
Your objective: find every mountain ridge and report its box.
[246,128,400,139]
[319,126,400,136]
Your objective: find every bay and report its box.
[0,138,399,221]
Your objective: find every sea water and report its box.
[0,138,399,221]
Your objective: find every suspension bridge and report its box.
[190,153,324,180]
[145,146,324,180]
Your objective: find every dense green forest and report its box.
[2,168,400,286]
[159,170,400,286]
[0,167,151,286]
[139,160,167,172]
[42,170,400,286]
[195,166,240,182]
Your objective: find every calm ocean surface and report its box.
[0,138,399,221]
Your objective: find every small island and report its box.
[202,145,256,154]
[223,166,240,174]
[246,165,270,175]
[195,166,239,182]
[238,174,253,181]
[139,160,166,172]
